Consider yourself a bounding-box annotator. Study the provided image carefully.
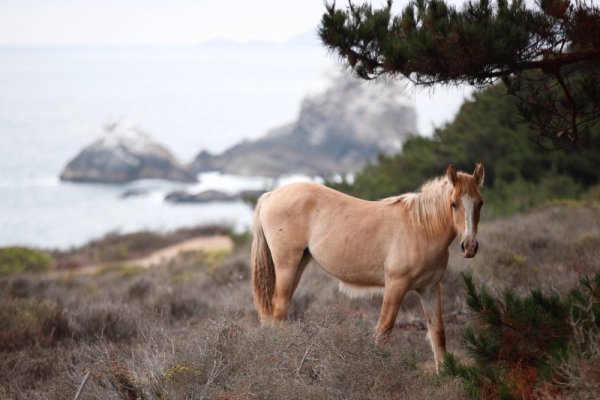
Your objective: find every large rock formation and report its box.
[60,121,196,184]
[189,72,417,177]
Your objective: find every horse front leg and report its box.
[417,283,446,373]
[375,278,409,340]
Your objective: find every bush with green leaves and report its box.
[0,246,53,276]
[442,273,600,399]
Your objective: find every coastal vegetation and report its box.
[1,200,599,398]
[328,84,600,218]
[0,247,53,276]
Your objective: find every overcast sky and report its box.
[0,1,333,45]
[0,0,481,139]
[0,0,473,46]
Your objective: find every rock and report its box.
[60,121,197,184]
[120,188,150,198]
[165,190,238,203]
[189,71,417,177]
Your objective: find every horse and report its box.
[251,163,485,372]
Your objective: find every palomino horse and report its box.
[251,164,484,371]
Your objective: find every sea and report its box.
[0,44,334,249]
[0,44,470,250]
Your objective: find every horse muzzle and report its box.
[460,238,479,258]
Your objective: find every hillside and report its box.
[189,72,417,177]
[1,201,599,398]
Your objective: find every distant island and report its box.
[197,30,321,48]
[60,72,416,184]
[60,121,196,184]
[188,72,417,177]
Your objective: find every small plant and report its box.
[165,364,201,382]
[0,246,53,276]
[574,232,600,252]
[442,273,600,399]
[204,249,232,275]
[226,228,252,249]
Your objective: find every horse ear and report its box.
[446,164,458,185]
[473,163,485,187]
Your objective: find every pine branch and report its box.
[319,0,600,147]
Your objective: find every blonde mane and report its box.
[395,177,453,238]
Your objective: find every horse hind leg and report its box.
[271,248,310,322]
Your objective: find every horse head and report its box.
[446,163,485,258]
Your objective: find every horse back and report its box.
[258,182,403,285]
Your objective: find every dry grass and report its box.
[449,202,600,294]
[0,203,598,399]
[51,225,228,270]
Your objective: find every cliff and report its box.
[189,72,417,177]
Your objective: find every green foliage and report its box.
[328,84,600,217]
[0,246,53,276]
[226,228,252,249]
[442,273,600,399]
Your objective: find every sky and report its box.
[0,0,334,45]
[0,0,467,46]
[0,0,478,138]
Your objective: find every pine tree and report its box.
[319,0,600,148]
[442,273,600,399]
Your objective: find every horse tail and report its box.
[251,195,275,321]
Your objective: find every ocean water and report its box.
[0,45,333,249]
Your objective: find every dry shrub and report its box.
[0,345,76,398]
[0,298,70,351]
[76,306,464,400]
[53,224,227,268]
[70,303,140,343]
[573,232,600,252]
[147,287,211,323]
[126,277,153,301]
[547,334,600,400]
[450,204,600,294]
[210,258,250,286]
[5,204,599,399]
[7,276,35,298]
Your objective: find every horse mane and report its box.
[384,176,453,238]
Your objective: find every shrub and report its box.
[70,304,139,343]
[0,247,53,276]
[226,229,252,249]
[210,258,250,286]
[443,273,600,399]
[0,298,70,351]
[54,225,228,267]
[574,233,600,252]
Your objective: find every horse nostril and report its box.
[460,242,466,252]
[474,242,479,253]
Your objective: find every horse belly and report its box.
[308,240,386,287]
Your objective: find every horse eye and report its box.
[451,201,457,209]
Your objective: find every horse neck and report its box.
[402,179,457,244]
